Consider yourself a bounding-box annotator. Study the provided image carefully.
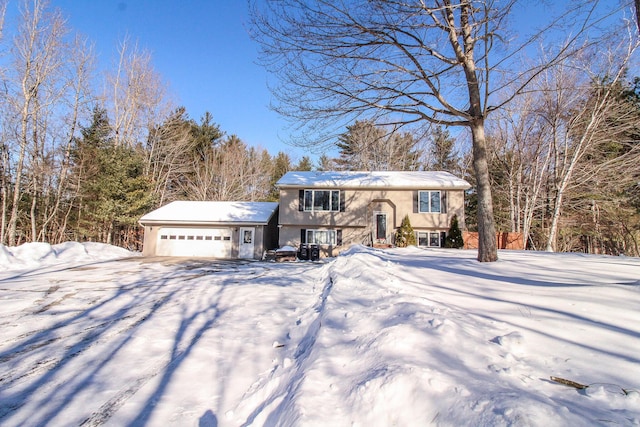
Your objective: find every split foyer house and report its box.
[276,171,471,257]
[138,171,470,259]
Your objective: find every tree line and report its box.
[0,0,309,249]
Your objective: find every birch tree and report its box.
[5,0,67,245]
[0,0,8,242]
[541,32,639,252]
[107,36,165,149]
[40,34,95,243]
[488,90,552,249]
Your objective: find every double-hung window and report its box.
[418,191,442,213]
[417,231,442,247]
[304,190,340,212]
[306,229,337,245]
[301,228,343,246]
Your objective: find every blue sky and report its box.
[46,0,307,160]
[9,1,632,165]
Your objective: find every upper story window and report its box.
[419,191,442,213]
[303,189,340,212]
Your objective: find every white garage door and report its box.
[156,227,233,257]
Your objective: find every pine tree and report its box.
[295,156,313,171]
[190,112,224,153]
[395,215,416,247]
[267,151,292,201]
[445,214,464,249]
[429,126,460,173]
[70,107,112,240]
[336,120,421,171]
[71,107,154,244]
[317,154,336,171]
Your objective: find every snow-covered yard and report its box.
[0,243,638,426]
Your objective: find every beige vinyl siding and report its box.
[278,188,465,229]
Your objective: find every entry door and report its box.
[239,227,255,259]
[375,213,387,242]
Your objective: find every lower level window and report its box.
[306,229,336,245]
[417,231,441,247]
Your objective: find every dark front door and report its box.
[376,213,387,241]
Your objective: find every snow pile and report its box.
[235,247,640,426]
[0,244,638,426]
[0,241,136,270]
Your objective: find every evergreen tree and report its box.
[295,156,313,171]
[429,126,460,172]
[190,112,224,156]
[395,215,416,247]
[444,214,464,249]
[267,151,292,201]
[87,145,155,243]
[336,120,421,171]
[317,154,336,171]
[70,107,113,240]
[71,107,154,244]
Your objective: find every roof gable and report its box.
[139,201,279,225]
[276,171,471,190]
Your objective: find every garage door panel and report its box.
[156,227,232,257]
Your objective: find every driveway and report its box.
[0,256,326,426]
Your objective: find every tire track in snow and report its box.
[0,310,145,389]
[0,292,176,422]
[78,360,167,427]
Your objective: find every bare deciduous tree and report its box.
[43,34,96,243]
[107,36,165,149]
[181,136,272,202]
[0,0,9,243]
[5,0,67,245]
[541,33,638,252]
[487,22,640,253]
[145,107,195,205]
[488,89,553,249]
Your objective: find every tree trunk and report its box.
[30,178,37,241]
[470,120,498,262]
[452,0,498,262]
[545,189,563,252]
[8,107,30,246]
[1,186,6,244]
[1,146,8,244]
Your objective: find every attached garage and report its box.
[139,201,279,260]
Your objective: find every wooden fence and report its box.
[462,232,524,250]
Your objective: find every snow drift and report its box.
[0,242,135,270]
